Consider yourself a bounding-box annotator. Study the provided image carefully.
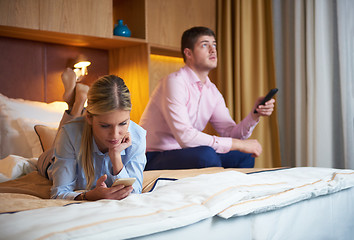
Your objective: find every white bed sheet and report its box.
[132,186,354,240]
[0,167,353,240]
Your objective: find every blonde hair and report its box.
[80,75,131,189]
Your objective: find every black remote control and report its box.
[254,88,278,113]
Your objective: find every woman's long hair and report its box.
[80,75,131,189]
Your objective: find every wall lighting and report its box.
[67,55,91,81]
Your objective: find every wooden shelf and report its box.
[0,0,216,123]
[150,44,182,58]
[0,25,147,50]
[113,0,146,40]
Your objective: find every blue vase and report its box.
[114,20,131,37]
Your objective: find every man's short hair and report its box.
[181,26,216,62]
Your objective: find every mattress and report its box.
[133,186,354,240]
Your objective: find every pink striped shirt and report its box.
[139,66,259,153]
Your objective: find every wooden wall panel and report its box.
[109,44,149,123]
[0,0,40,30]
[40,0,113,38]
[0,37,44,101]
[45,44,109,103]
[146,0,216,48]
[149,54,184,95]
[0,37,109,103]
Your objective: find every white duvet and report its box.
[0,167,354,240]
[0,155,37,182]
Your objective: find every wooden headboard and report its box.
[0,36,109,102]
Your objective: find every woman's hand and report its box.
[116,132,132,153]
[84,174,133,201]
[109,132,132,175]
[252,97,275,120]
[108,132,132,159]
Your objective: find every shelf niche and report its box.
[113,0,146,40]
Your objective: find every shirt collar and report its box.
[183,65,212,88]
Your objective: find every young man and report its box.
[139,26,275,170]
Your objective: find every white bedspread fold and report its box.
[0,167,353,240]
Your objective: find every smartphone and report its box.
[112,178,136,187]
[254,88,278,113]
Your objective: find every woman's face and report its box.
[86,109,130,153]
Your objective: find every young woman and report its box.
[37,69,146,200]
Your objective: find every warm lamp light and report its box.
[74,61,91,69]
[150,54,184,63]
[73,60,91,79]
[67,55,91,81]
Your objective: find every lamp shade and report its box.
[67,55,91,80]
[74,60,91,68]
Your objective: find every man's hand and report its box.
[231,138,263,157]
[252,97,275,120]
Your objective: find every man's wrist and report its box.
[231,138,242,152]
[251,111,260,121]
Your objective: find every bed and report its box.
[0,92,354,240]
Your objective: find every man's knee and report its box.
[238,154,255,168]
[194,146,221,168]
[145,146,222,170]
[219,151,255,168]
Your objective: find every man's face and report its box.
[187,35,217,71]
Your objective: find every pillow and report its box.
[19,119,58,157]
[0,93,67,159]
[34,125,58,152]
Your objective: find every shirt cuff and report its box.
[116,167,130,179]
[66,192,81,200]
[213,136,232,154]
[245,112,260,130]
